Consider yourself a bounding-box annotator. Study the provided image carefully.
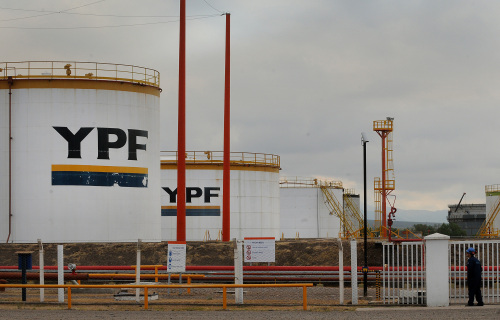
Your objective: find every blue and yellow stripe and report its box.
[161,206,221,217]
[52,164,148,188]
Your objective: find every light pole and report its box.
[361,132,369,297]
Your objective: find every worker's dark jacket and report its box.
[467,256,482,286]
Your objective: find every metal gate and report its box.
[382,242,425,304]
[449,240,500,304]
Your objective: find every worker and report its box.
[466,247,484,306]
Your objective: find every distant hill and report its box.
[367,220,442,230]
[392,209,448,223]
[365,208,448,225]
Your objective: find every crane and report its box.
[455,193,466,212]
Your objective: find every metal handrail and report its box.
[160,151,280,168]
[0,283,312,310]
[279,177,343,188]
[486,184,500,193]
[373,120,393,131]
[0,61,160,87]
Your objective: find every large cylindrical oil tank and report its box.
[160,151,281,241]
[0,61,161,243]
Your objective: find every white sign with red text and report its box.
[244,237,275,263]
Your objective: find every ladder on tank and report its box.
[320,186,359,238]
[343,189,364,232]
[477,195,500,238]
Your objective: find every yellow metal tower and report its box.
[373,118,395,237]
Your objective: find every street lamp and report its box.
[361,132,369,297]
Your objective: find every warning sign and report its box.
[244,237,275,263]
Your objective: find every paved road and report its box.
[0,305,498,320]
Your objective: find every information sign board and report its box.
[244,237,275,263]
[167,241,186,273]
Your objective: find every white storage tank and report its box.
[280,177,343,238]
[0,61,161,243]
[485,184,500,235]
[160,151,281,241]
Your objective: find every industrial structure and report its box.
[0,61,161,243]
[447,203,485,236]
[160,151,281,241]
[373,118,395,238]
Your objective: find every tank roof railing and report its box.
[160,151,280,168]
[0,61,160,88]
[485,184,500,193]
[279,177,343,189]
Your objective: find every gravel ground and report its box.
[0,286,499,319]
[0,286,374,307]
[0,306,499,320]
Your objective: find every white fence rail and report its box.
[382,242,425,304]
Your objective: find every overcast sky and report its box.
[2,0,499,222]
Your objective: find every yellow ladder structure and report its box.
[320,186,358,238]
[343,189,364,230]
[374,177,382,232]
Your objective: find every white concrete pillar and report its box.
[57,245,64,303]
[350,238,358,305]
[425,233,450,307]
[234,239,244,304]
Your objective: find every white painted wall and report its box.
[1,84,160,242]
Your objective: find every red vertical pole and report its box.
[177,0,186,241]
[222,13,231,242]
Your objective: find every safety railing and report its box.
[373,120,393,131]
[160,151,280,168]
[0,61,160,87]
[0,283,313,310]
[279,177,343,188]
[485,184,500,194]
[373,178,395,190]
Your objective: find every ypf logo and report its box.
[51,126,149,188]
[163,187,220,203]
[53,126,148,160]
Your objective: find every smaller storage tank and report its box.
[280,177,345,238]
[485,184,500,236]
[160,151,281,241]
